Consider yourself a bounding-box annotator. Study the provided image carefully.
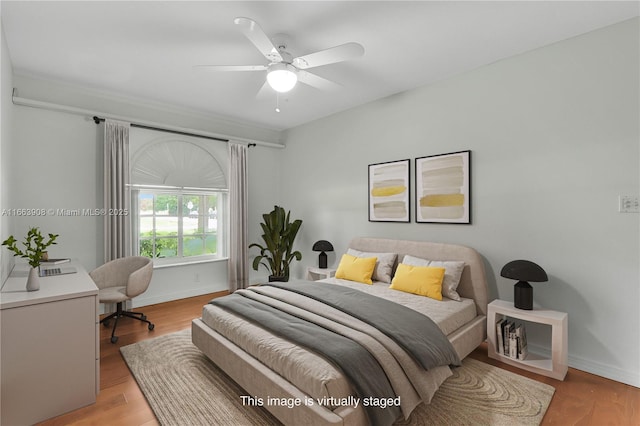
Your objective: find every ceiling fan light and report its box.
[267,64,298,93]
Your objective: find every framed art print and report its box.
[368,159,410,222]
[415,150,471,224]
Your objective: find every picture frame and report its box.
[415,150,471,224]
[368,159,410,222]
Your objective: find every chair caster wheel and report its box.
[102,321,110,327]
[141,315,147,321]
[148,323,155,331]
[110,336,119,344]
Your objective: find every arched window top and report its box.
[131,140,226,189]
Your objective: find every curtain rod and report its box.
[12,89,283,149]
[92,116,255,146]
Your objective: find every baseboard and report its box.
[568,351,640,388]
[98,286,221,315]
[528,343,640,388]
[132,286,219,308]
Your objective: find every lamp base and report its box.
[318,252,327,269]
[514,281,533,310]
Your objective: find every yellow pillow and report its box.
[389,263,445,300]
[335,254,377,285]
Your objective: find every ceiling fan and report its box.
[196,17,365,95]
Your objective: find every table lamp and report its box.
[500,260,548,310]
[312,240,334,269]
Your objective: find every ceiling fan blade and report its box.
[234,17,283,63]
[255,80,272,99]
[194,65,267,72]
[298,70,342,91]
[293,42,364,69]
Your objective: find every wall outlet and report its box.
[619,195,639,213]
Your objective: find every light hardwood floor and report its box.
[38,293,639,426]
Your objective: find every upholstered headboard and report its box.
[348,237,489,316]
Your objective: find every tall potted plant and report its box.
[2,227,59,291]
[250,205,303,282]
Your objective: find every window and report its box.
[136,189,226,262]
[129,134,229,265]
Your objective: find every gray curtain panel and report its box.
[228,143,249,291]
[104,119,131,262]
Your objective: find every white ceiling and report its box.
[2,1,638,132]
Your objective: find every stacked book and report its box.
[495,318,528,360]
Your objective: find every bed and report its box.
[192,237,488,425]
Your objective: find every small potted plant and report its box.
[250,205,303,282]
[2,227,59,291]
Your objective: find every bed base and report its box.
[449,315,486,360]
[193,314,486,426]
[192,318,367,426]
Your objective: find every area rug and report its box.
[121,329,555,426]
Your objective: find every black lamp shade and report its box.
[312,240,334,269]
[312,240,334,252]
[500,260,548,310]
[500,260,548,282]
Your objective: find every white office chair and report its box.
[90,256,154,343]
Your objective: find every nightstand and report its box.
[487,299,568,380]
[306,266,336,281]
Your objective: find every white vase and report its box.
[26,267,40,291]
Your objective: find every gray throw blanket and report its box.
[211,293,400,426]
[210,280,460,426]
[265,281,461,370]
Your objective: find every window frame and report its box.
[133,185,228,266]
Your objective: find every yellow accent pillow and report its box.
[389,263,445,300]
[335,254,377,285]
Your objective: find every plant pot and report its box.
[268,275,288,282]
[26,267,40,291]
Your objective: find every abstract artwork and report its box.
[368,159,410,222]
[415,150,471,224]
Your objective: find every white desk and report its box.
[1,261,99,425]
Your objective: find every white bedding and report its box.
[319,277,478,336]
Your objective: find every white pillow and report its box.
[402,255,465,301]
[347,249,397,283]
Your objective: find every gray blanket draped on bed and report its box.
[265,281,461,370]
[210,280,460,426]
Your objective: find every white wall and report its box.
[0,15,14,283]
[246,144,285,283]
[282,18,640,387]
[10,108,103,268]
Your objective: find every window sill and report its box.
[152,257,228,269]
